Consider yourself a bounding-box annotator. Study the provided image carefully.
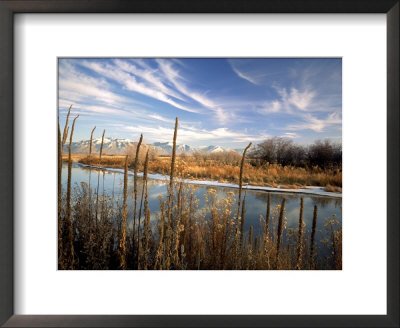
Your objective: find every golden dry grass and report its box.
[148,156,342,188]
[76,155,128,167]
[324,184,342,192]
[72,154,342,189]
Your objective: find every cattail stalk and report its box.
[330,221,337,267]
[66,114,79,269]
[89,126,96,159]
[58,106,71,268]
[236,142,252,220]
[101,171,105,221]
[88,127,96,226]
[167,117,178,227]
[265,193,271,239]
[309,205,318,269]
[234,142,252,268]
[296,198,304,270]
[62,104,72,147]
[133,134,143,265]
[137,149,149,269]
[57,122,63,268]
[137,150,149,225]
[142,154,151,269]
[173,183,184,268]
[119,155,129,269]
[240,193,247,248]
[154,200,166,270]
[275,197,286,268]
[99,129,105,159]
[143,208,151,270]
[248,225,253,247]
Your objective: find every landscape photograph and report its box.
[58,58,342,270]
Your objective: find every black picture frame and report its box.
[0,1,398,327]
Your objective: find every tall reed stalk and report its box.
[58,104,72,268]
[57,122,63,268]
[88,126,96,225]
[236,142,252,220]
[154,200,166,269]
[234,142,252,268]
[66,114,79,269]
[143,160,151,270]
[101,171,105,221]
[240,192,247,248]
[309,205,318,269]
[89,126,96,158]
[62,104,72,147]
[167,117,178,227]
[138,149,149,233]
[275,197,286,268]
[133,134,143,265]
[296,198,304,270]
[248,225,253,247]
[94,169,101,232]
[138,149,149,269]
[99,129,105,159]
[265,193,271,239]
[143,208,151,270]
[119,155,129,269]
[173,182,184,268]
[329,221,337,266]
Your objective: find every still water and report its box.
[62,163,342,246]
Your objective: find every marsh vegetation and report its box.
[58,109,342,270]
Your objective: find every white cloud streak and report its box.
[81,60,200,114]
[157,59,236,123]
[286,113,342,132]
[121,124,267,144]
[230,64,259,85]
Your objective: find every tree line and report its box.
[251,137,342,169]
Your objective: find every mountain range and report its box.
[63,138,242,156]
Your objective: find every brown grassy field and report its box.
[62,154,126,166]
[73,154,342,191]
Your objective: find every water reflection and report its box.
[62,163,342,248]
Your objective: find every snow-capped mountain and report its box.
[198,145,229,153]
[153,142,198,155]
[153,142,236,155]
[65,138,239,156]
[63,137,141,155]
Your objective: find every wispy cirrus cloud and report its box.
[81,60,200,114]
[230,64,259,85]
[58,58,342,145]
[59,62,128,106]
[121,124,268,144]
[157,59,236,123]
[286,112,342,133]
[147,113,175,124]
[281,132,299,139]
[257,100,282,114]
[286,88,316,111]
[113,59,186,101]
[232,59,341,118]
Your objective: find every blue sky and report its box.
[58,58,342,147]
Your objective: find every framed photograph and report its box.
[0,1,398,327]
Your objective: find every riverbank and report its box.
[76,162,342,199]
[63,154,342,193]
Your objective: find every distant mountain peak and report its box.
[153,143,236,155]
[65,138,239,156]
